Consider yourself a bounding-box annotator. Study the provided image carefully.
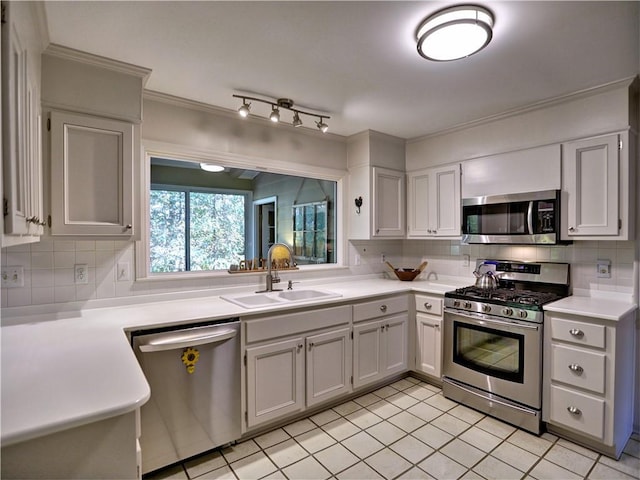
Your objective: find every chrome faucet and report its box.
[257,243,294,293]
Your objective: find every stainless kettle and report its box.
[473,269,501,290]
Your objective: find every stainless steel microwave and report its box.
[461,190,565,244]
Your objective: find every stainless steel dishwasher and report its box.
[131,318,241,474]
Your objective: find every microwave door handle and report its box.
[527,201,534,234]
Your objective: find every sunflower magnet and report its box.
[181,347,200,374]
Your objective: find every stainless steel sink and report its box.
[221,289,341,309]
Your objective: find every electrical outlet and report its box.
[74,264,89,284]
[1,266,24,288]
[381,253,386,263]
[596,259,611,278]
[462,254,470,267]
[117,262,130,282]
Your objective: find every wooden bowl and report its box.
[392,268,422,282]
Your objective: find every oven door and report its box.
[443,308,542,408]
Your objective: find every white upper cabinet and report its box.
[347,131,406,240]
[49,111,134,237]
[461,144,561,198]
[1,1,45,246]
[42,45,150,239]
[562,131,634,240]
[407,164,460,238]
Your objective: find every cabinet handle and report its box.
[568,364,584,374]
[435,324,440,330]
[380,325,385,331]
[308,342,314,350]
[125,224,133,230]
[569,227,576,232]
[567,406,582,416]
[385,324,390,331]
[569,328,584,338]
[297,344,303,351]
[424,302,432,310]
[379,304,387,313]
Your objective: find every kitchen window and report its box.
[149,186,250,272]
[136,151,343,279]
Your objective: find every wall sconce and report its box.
[233,95,330,133]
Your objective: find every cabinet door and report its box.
[372,167,405,237]
[50,111,134,237]
[353,320,383,388]
[407,169,431,237]
[431,165,460,237]
[306,328,352,407]
[416,313,441,378]
[246,337,304,428]
[2,5,43,239]
[564,134,619,236]
[381,313,408,376]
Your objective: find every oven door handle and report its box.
[444,308,540,331]
[527,201,534,234]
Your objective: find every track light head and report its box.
[292,112,303,127]
[316,119,329,133]
[238,100,251,117]
[269,107,280,123]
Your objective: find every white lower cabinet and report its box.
[414,294,443,379]
[246,337,305,429]
[243,305,352,430]
[544,310,636,458]
[353,295,409,389]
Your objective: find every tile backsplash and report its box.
[1,238,636,309]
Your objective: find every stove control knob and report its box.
[502,307,513,316]
[481,304,492,313]
[453,300,460,308]
[518,310,528,319]
[464,301,473,309]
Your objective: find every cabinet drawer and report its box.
[415,294,442,315]
[549,385,605,440]
[551,344,606,394]
[353,295,408,322]
[551,317,605,349]
[246,305,351,343]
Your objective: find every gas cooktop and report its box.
[446,286,564,310]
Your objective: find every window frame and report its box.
[136,142,347,281]
[149,183,252,273]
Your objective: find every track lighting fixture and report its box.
[233,94,330,133]
[269,106,280,123]
[238,101,251,117]
[316,118,329,133]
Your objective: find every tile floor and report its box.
[146,377,640,480]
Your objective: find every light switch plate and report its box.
[1,266,24,288]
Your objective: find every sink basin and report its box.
[278,289,335,301]
[221,289,341,309]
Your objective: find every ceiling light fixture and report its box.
[238,101,251,117]
[233,95,330,133]
[200,163,225,173]
[416,5,494,61]
[269,106,280,123]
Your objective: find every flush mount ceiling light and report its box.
[416,5,494,61]
[233,95,330,133]
[200,163,225,173]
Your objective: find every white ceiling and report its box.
[43,1,639,139]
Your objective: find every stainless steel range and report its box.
[443,259,570,434]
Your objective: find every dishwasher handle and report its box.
[138,325,238,353]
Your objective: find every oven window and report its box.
[453,321,525,383]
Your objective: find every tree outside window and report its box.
[150,187,246,272]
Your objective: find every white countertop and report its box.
[544,293,638,321]
[0,277,462,446]
[2,276,635,447]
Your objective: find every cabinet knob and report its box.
[567,406,582,416]
[308,342,314,349]
[125,224,133,230]
[380,325,385,331]
[297,344,303,350]
[424,302,432,310]
[569,227,576,232]
[569,328,584,338]
[568,364,584,374]
[379,304,387,313]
